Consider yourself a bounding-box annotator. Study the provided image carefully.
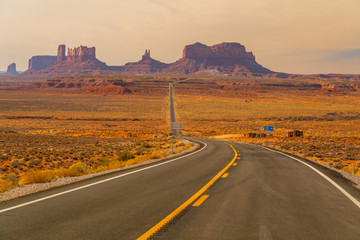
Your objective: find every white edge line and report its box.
[259,145,360,209]
[0,141,208,214]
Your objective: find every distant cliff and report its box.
[26,56,57,72]
[20,42,359,78]
[164,42,272,75]
[183,42,255,61]
[22,45,113,76]
[2,63,19,75]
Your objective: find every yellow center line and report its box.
[233,163,237,166]
[222,173,229,178]
[192,195,210,207]
[137,143,238,240]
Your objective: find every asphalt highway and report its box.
[158,142,360,240]
[0,139,233,240]
[1,139,360,240]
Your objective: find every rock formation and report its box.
[57,44,66,62]
[66,46,96,64]
[7,63,18,75]
[27,56,57,72]
[142,49,151,60]
[182,42,256,61]
[122,49,169,74]
[17,41,360,78]
[22,44,117,76]
[164,42,272,75]
[2,63,19,75]
[21,42,274,76]
[55,45,96,64]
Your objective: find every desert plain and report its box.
[0,74,359,194]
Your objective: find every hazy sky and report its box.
[1,0,359,74]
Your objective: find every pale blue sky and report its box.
[1,0,359,74]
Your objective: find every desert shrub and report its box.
[0,179,14,193]
[149,152,169,159]
[174,142,185,147]
[163,143,173,149]
[19,163,91,185]
[334,162,345,170]
[142,143,152,148]
[134,147,146,155]
[185,143,194,149]
[19,170,57,185]
[341,166,358,175]
[86,159,95,166]
[281,145,290,150]
[69,162,90,174]
[94,160,124,172]
[94,158,110,168]
[108,160,123,169]
[118,152,135,161]
[54,167,82,177]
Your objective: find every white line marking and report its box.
[0,141,208,214]
[260,146,360,209]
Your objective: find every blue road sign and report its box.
[264,126,274,131]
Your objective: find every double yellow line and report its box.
[137,143,238,240]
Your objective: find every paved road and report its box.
[0,139,233,240]
[1,139,360,240]
[158,142,360,240]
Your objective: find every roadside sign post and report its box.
[171,122,183,131]
[264,126,274,146]
[170,122,183,154]
[169,133,174,154]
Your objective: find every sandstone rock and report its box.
[165,42,272,75]
[142,49,151,60]
[182,42,213,59]
[57,44,66,62]
[21,42,277,77]
[7,63,18,75]
[182,42,255,61]
[27,56,57,71]
[2,63,19,75]
[212,42,255,61]
[67,46,96,64]
[122,49,169,74]
[22,45,119,76]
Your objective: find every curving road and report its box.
[158,142,360,240]
[0,139,232,240]
[1,139,360,240]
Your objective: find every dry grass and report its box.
[0,179,13,193]
[178,94,360,176]
[19,164,88,185]
[15,139,191,186]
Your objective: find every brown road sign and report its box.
[171,122,183,130]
